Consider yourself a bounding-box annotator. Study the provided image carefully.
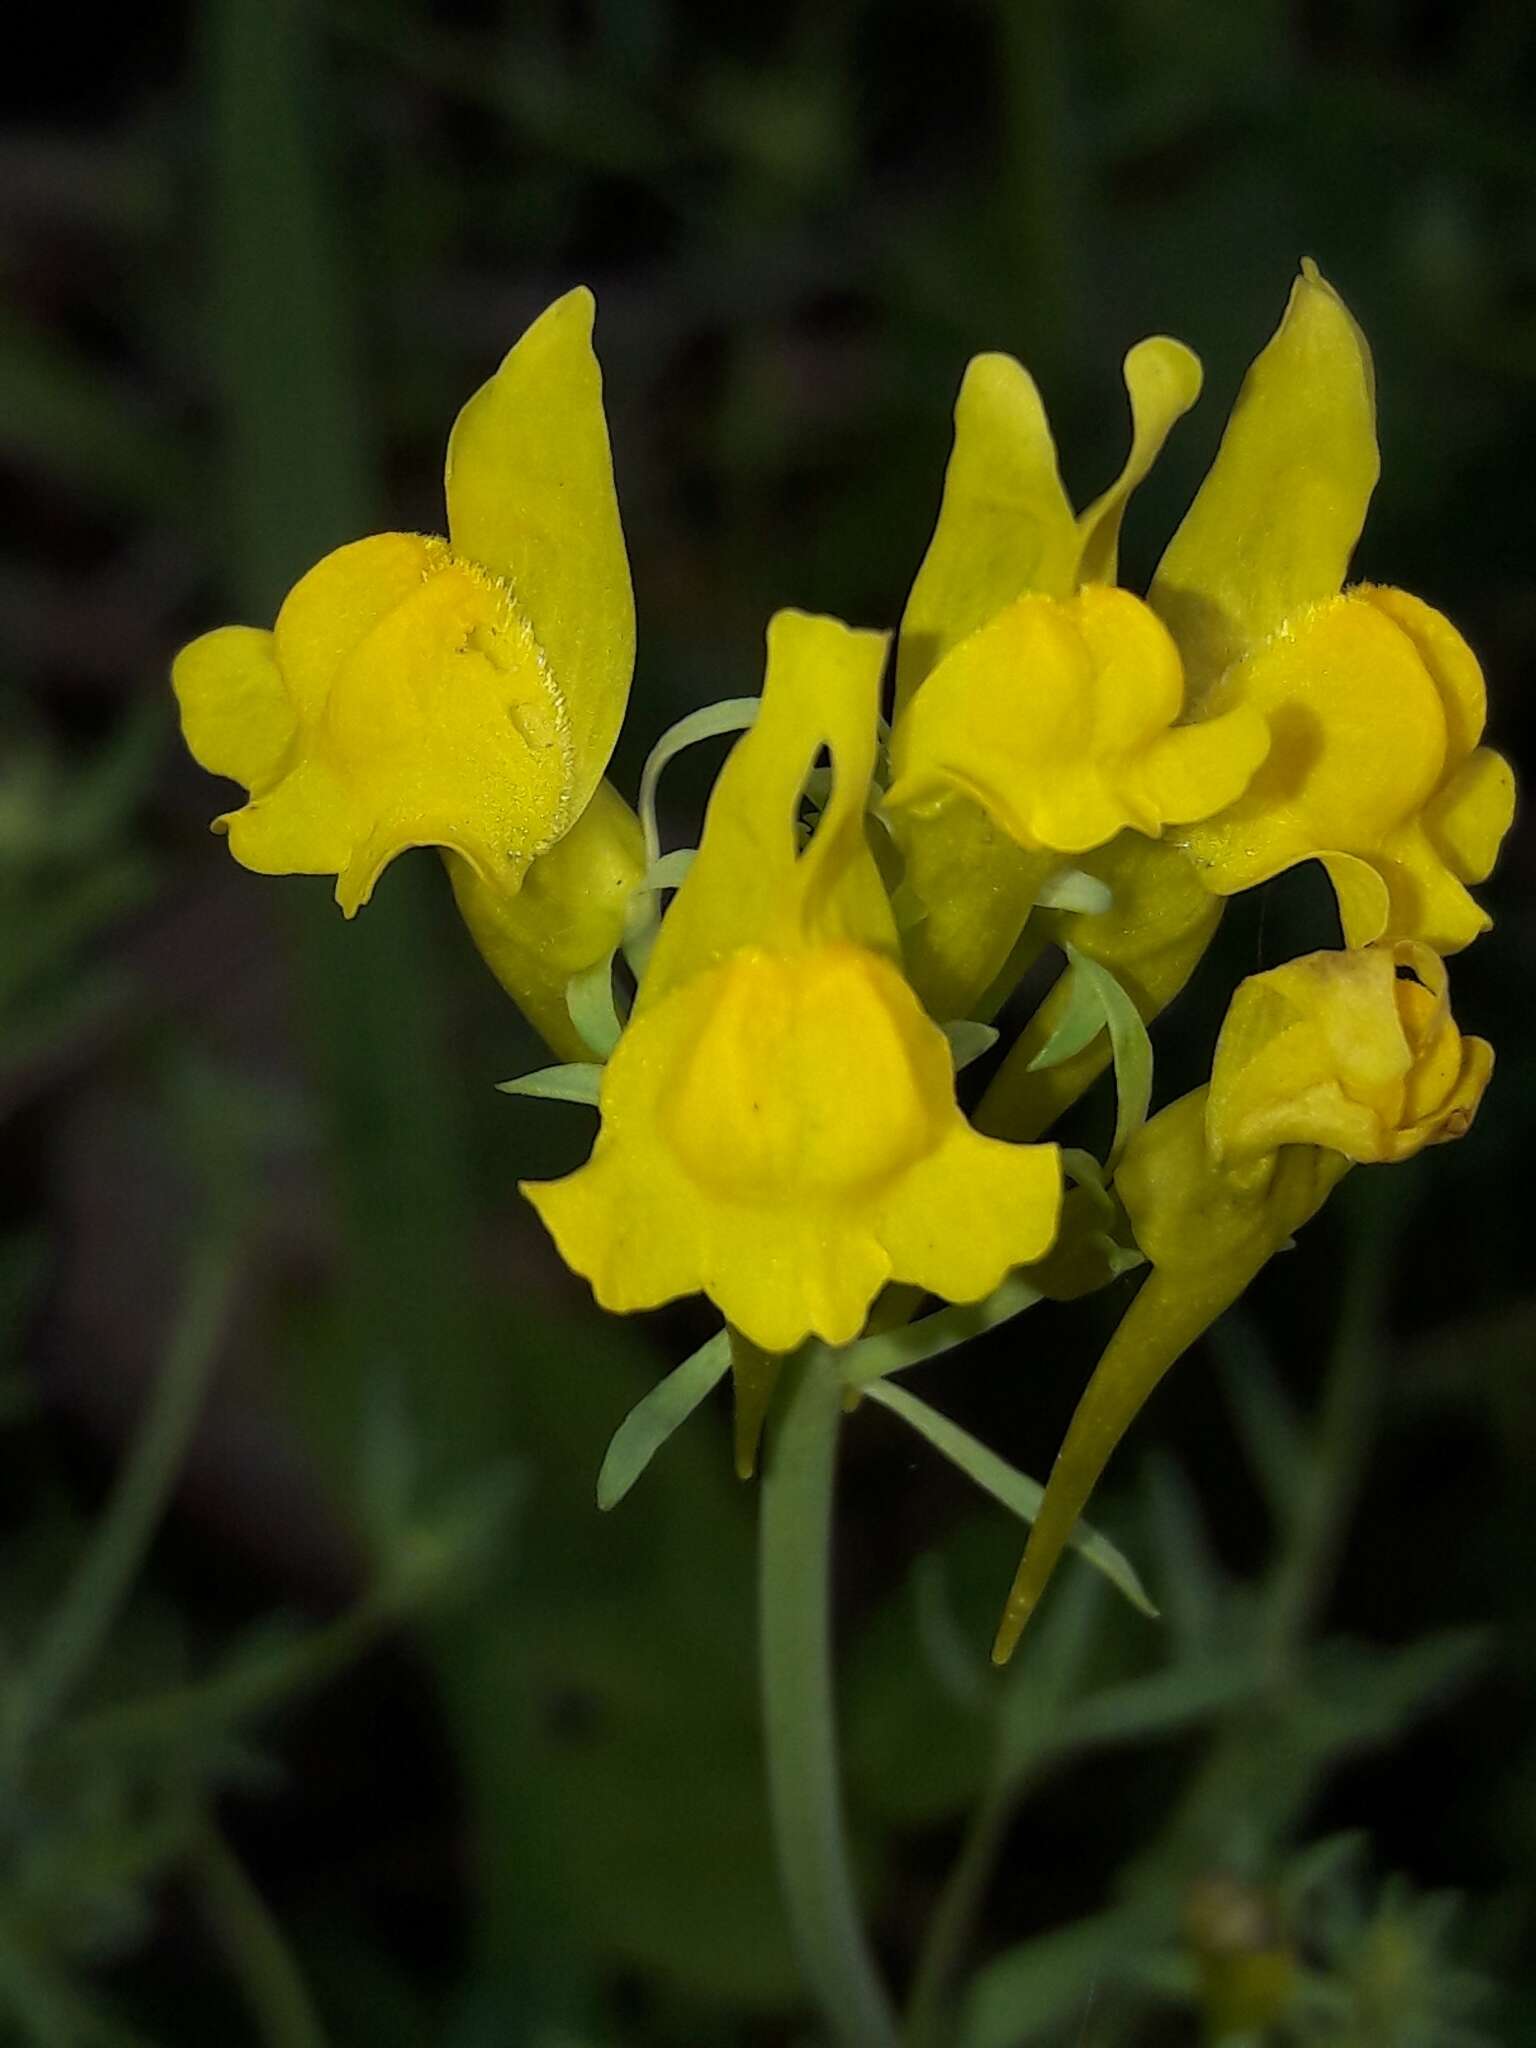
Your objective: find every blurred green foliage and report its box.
[1,0,1532,2041]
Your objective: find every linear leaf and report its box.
[597,1332,732,1510]
[865,1381,1157,1617]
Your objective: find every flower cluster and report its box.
[173,264,1510,1657]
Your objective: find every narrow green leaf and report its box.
[864,1381,1157,1617]
[1066,1654,1261,1749]
[597,1332,732,1510]
[838,1275,1044,1388]
[637,697,760,863]
[620,847,698,983]
[496,1064,604,1107]
[566,953,624,1059]
[1067,944,1152,1170]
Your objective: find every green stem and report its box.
[13,1229,238,1748]
[193,1823,329,2048]
[903,1769,1015,2048]
[760,1349,899,2048]
[1263,1178,1402,1662]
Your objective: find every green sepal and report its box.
[1034,868,1113,914]
[864,1380,1157,1618]
[596,1330,732,1510]
[727,1329,784,1479]
[495,1063,604,1107]
[566,951,625,1059]
[943,1020,1000,1072]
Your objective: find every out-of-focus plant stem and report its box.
[193,1824,329,2048]
[9,1227,239,1752]
[760,1349,899,2048]
[903,1765,1015,2048]
[1261,1177,1403,1664]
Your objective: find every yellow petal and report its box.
[1151,261,1379,694]
[1076,337,1203,586]
[221,754,356,876]
[1130,706,1270,827]
[1319,852,1391,947]
[445,287,634,822]
[273,533,443,725]
[321,552,574,911]
[1423,747,1516,887]
[638,610,894,1013]
[172,625,293,794]
[1356,584,1485,757]
[1373,827,1492,955]
[872,1121,1061,1299]
[895,352,1078,716]
[1183,593,1447,894]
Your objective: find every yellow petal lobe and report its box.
[1181,588,1509,950]
[172,626,293,793]
[895,352,1078,715]
[1076,336,1203,587]
[888,587,1267,856]
[445,287,634,824]
[1151,261,1379,693]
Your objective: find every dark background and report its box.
[2,2,1533,2042]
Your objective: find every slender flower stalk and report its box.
[759,1350,899,2048]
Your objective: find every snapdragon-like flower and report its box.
[1155,263,1514,954]
[882,341,1267,1024]
[522,610,1063,1355]
[992,940,1491,1659]
[173,290,643,1057]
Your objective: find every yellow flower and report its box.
[173,290,643,1057]
[522,610,1063,1356]
[991,941,1490,1660]
[1206,940,1492,1172]
[884,338,1266,1023]
[1153,262,1515,953]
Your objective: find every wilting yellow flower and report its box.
[992,941,1490,1660]
[884,340,1265,1024]
[1206,940,1491,1172]
[1154,263,1514,953]
[523,610,1062,1355]
[173,289,643,1056]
